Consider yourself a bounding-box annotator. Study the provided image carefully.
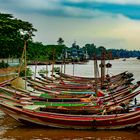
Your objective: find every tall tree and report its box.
[0,13,37,58]
[83,43,96,59]
[57,37,64,45]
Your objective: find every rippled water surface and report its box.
[0,58,140,140]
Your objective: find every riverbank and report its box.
[0,66,24,89]
[0,66,18,75]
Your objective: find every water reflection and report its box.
[1,116,140,140]
[0,107,139,140]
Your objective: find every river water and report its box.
[0,58,140,140]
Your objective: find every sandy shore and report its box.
[0,66,25,88]
[0,66,19,75]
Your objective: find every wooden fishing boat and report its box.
[0,94,89,107]
[29,71,134,91]
[27,101,140,115]
[0,96,100,114]
[105,90,140,106]
[101,84,140,102]
[0,85,140,108]
[0,83,140,116]
[26,76,134,94]
[54,72,133,87]
[57,72,113,80]
[37,75,122,89]
[0,100,140,129]
[10,86,92,99]
[0,88,140,116]
[0,86,93,103]
[27,78,139,98]
[28,82,140,104]
[56,71,129,81]
[0,96,130,115]
[26,77,93,90]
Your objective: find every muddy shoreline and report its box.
[0,66,18,75]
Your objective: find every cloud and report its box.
[27,13,140,50]
[62,1,140,20]
[0,0,140,50]
[67,0,140,5]
[1,0,140,20]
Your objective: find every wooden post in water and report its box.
[64,58,66,74]
[100,51,106,88]
[63,49,66,74]
[51,48,55,80]
[34,61,37,80]
[73,62,75,76]
[46,62,48,77]
[60,63,63,74]
[60,63,63,80]
[93,54,98,96]
[19,33,31,89]
[18,41,26,76]
[24,40,27,89]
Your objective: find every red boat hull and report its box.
[0,102,140,130]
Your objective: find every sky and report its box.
[0,0,140,50]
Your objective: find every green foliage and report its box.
[0,13,37,58]
[27,41,48,61]
[83,44,96,59]
[38,68,48,74]
[110,49,140,58]
[1,13,140,60]
[45,45,66,60]
[57,37,64,45]
[19,68,33,77]
[52,67,60,73]
[83,44,108,59]
[0,60,9,68]
[26,41,67,61]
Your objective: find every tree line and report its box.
[0,13,140,62]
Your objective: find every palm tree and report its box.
[57,37,64,45]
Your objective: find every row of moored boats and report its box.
[0,71,140,129]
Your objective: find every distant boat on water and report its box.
[122,58,126,61]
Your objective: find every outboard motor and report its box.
[137,81,140,86]
[124,78,134,85]
[126,73,134,78]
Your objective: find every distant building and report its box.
[63,42,89,61]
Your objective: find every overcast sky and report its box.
[0,0,140,50]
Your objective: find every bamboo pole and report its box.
[72,62,75,76]
[60,63,63,80]
[51,48,55,80]
[24,40,27,89]
[46,63,48,77]
[34,61,37,80]
[63,49,66,74]
[100,52,105,88]
[64,61,66,74]
[18,41,26,76]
